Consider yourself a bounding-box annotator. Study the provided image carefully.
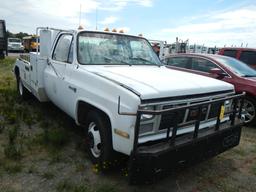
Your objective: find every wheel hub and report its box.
[242,99,255,123]
[88,132,94,148]
[88,122,101,158]
[19,79,23,96]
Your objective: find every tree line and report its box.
[6,31,31,39]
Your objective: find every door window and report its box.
[166,57,190,69]
[52,34,73,63]
[191,58,218,73]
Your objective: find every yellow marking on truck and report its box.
[219,105,225,120]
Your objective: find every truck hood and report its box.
[83,65,234,100]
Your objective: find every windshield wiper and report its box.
[130,57,157,65]
[103,56,130,65]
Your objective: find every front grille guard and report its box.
[128,93,245,152]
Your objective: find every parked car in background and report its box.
[0,20,7,59]
[164,53,256,125]
[219,48,256,68]
[8,38,24,52]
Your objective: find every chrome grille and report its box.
[159,101,222,130]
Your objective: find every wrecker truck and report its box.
[14,27,244,184]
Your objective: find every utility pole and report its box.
[79,4,82,26]
[95,8,98,30]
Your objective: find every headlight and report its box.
[225,100,231,105]
[139,123,154,134]
[140,106,155,121]
[224,99,232,114]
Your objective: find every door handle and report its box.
[25,65,30,71]
[68,86,77,93]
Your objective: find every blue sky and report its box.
[1,0,256,47]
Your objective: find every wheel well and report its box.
[77,101,112,128]
[14,66,20,78]
[244,92,256,102]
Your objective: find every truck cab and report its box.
[14,27,244,183]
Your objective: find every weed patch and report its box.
[56,180,90,192]
[95,183,118,192]
[42,171,55,180]
[3,161,23,174]
[56,179,74,192]
[4,125,22,160]
[27,164,38,174]
[251,164,256,176]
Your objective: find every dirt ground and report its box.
[0,57,256,192]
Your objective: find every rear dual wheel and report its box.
[16,76,30,100]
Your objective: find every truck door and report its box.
[44,34,73,112]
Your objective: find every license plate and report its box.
[219,105,225,120]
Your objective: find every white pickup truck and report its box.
[14,27,244,183]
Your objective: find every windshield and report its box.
[214,56,256,77]
[8,38,21,43]
[77,32,162,65]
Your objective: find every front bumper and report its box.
[129,121,242,184]
[128,93,245,184]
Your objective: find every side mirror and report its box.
[209,68,227,78]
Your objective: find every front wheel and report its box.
[241,96,256,125]
[85,110,116,170]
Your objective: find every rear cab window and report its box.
[191,58,218,73]
[223,50,237,58]
[240,51,256,65]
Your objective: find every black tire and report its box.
[16,76,30,100]
[85,110,116,170]
[242,96,256,126]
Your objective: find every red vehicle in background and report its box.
[164,53,256,125]
[218,47,256,69]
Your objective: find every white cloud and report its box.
[137,0,153,7]
[99,0,154,11]
[99,16,119,25]
[0,0,154,33]
[160,5,256,47]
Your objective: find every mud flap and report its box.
[128,125,242,185]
